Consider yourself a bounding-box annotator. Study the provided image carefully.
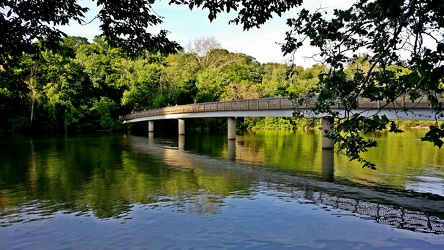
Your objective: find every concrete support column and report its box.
[178,119,185,135]
[227,117,236,140]
[148,121,154,132]
[322,117,334,149]
[148,120,154,133]
[178,135,185,150]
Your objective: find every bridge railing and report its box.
[123,96,435,121]
[356,96,431,109]
[123,97,295,120]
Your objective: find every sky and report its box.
[60,0,349,67]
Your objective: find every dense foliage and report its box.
[284,0,444,168]
[0,36,324,132]
[0,0,180,65]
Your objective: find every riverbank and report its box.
[243,117,441,131]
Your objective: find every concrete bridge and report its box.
[122,96,439,149]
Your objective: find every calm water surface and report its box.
[0,130,443,249]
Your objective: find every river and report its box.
[0,129,443,249]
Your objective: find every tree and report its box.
[222,80,261,100]
[118,58,164,110]
[220,57,262,100]
[0,64,24,130]
[0,0,181,66]
[175,0,444,169]
[185,37,248,102]
[186,36,222,70]
[288,64,327,97]
[36,49,92,131]
[22,56,38,125]
[195,67,230,102]
[91,96,121,130]
[282,0,444,168]
[261,63,291,97]
[162,53,199,105]
[186,37,245,70]
[74,36,124,105]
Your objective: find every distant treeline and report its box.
[0,36,329,133]
[1,36,427,133]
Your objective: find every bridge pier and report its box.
[322,117,334,149]
[179,135,185,150]
[148,121,154,137]
[228,117,236,140]
[178,119,185,135]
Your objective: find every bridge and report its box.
[122,96,439,149]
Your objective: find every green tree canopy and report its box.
[0,0,181,66]
[282,0,444,168]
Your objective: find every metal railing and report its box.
[123,97,294,120]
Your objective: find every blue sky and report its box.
[151,1,299,64]
[60,0,347,67]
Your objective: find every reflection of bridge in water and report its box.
[129,136,444,235]
[273,183,444,234]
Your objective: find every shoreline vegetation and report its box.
[242,117,440,131]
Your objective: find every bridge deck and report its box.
[122,97,436,122]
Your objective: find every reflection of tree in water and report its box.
[187,189,223,215]
[0,147,240,225]
[0,190,10,211]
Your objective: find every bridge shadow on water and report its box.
[131,135,444,235]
